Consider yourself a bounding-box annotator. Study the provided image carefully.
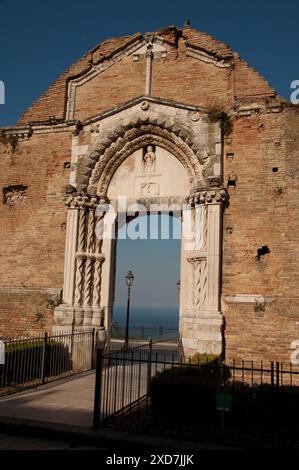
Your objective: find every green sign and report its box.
[216,392,232,412]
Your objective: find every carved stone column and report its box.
[91,201,106,328]
[53,193,87,332]
[54,192,107,333]
[180,188,228,357]
[74,201,87,326]
[81,197,99,327]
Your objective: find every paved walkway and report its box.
[0,371,95,427]
[0,370,238,451]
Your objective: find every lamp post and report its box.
[125,270,134,348]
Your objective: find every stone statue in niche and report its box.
[142,145,156,173]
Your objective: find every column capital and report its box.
[64,190,109,210]
[187,188,229,206]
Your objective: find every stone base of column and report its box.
[180,310,224,358]
[83,307,93,327]
[53,304,75,332]
[54,303,105,333]
[92,308,104,328]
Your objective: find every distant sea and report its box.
[112,305,179,338]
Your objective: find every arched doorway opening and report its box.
[112,213,181,341]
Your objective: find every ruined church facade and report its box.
[1,25,299,362]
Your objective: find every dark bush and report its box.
[150,365,299,428]
[150,362,230,419]
[0,339,71,387]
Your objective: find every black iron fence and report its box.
[93,345,299,449]
[0,330,95,396]
[111,324,178,340]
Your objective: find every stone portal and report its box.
[54,98,228,357]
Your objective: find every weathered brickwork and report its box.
[1,24,299,362]
[223,108,299,362]
[0,132,71,333]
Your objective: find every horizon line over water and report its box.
[112,305,179,329]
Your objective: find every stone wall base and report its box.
[180,310,224,358]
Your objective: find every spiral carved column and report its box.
[83,208,95,309]
[74,205,86,302]
[92,203,106,327]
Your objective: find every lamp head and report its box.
[126,270,134,287]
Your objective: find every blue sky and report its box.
[0,0,298,308]
[0,0,298,126]
[115,215,181,308]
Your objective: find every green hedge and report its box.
[0,339,71,387]
[150,360,230,419]
[150,364,299,427]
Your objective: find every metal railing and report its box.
[93,347,299,449]
[111,325,178,340]
[0,329,95,396]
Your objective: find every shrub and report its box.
[150,362,230,419]
[0,339,71,387]
[188,352,221,365]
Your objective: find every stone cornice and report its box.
[66,37,146,120]
[185,43,233,68]
[187,251,207,262]
[84,95,207,126]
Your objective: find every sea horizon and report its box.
[112,305,179,330]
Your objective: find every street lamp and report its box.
[125,270,134,347]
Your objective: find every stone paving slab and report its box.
[0,371,95,427]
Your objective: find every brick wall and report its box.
[0,131,71,335]
[223,107,299,362]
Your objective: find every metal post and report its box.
[124,285,131,348]
[93,346,103,428]
[147,338,153,395]
[91,328,95,369]
[271,361,274,390]
[276,361,280,388]
[41,332,48,385]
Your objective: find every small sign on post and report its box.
[216,392,232,412]
[0,341,5,365]
[216,392,232,437]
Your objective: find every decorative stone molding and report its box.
[64,192,102,210]
[3,185,27,205]
[191,112,200,122]
[141,100,150,111]
[208,176,222,188]
[185,44,233,69]
[66,37,146,120]
[78,115,213,194]
[223,295,275,304]
[187,188,228,205]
